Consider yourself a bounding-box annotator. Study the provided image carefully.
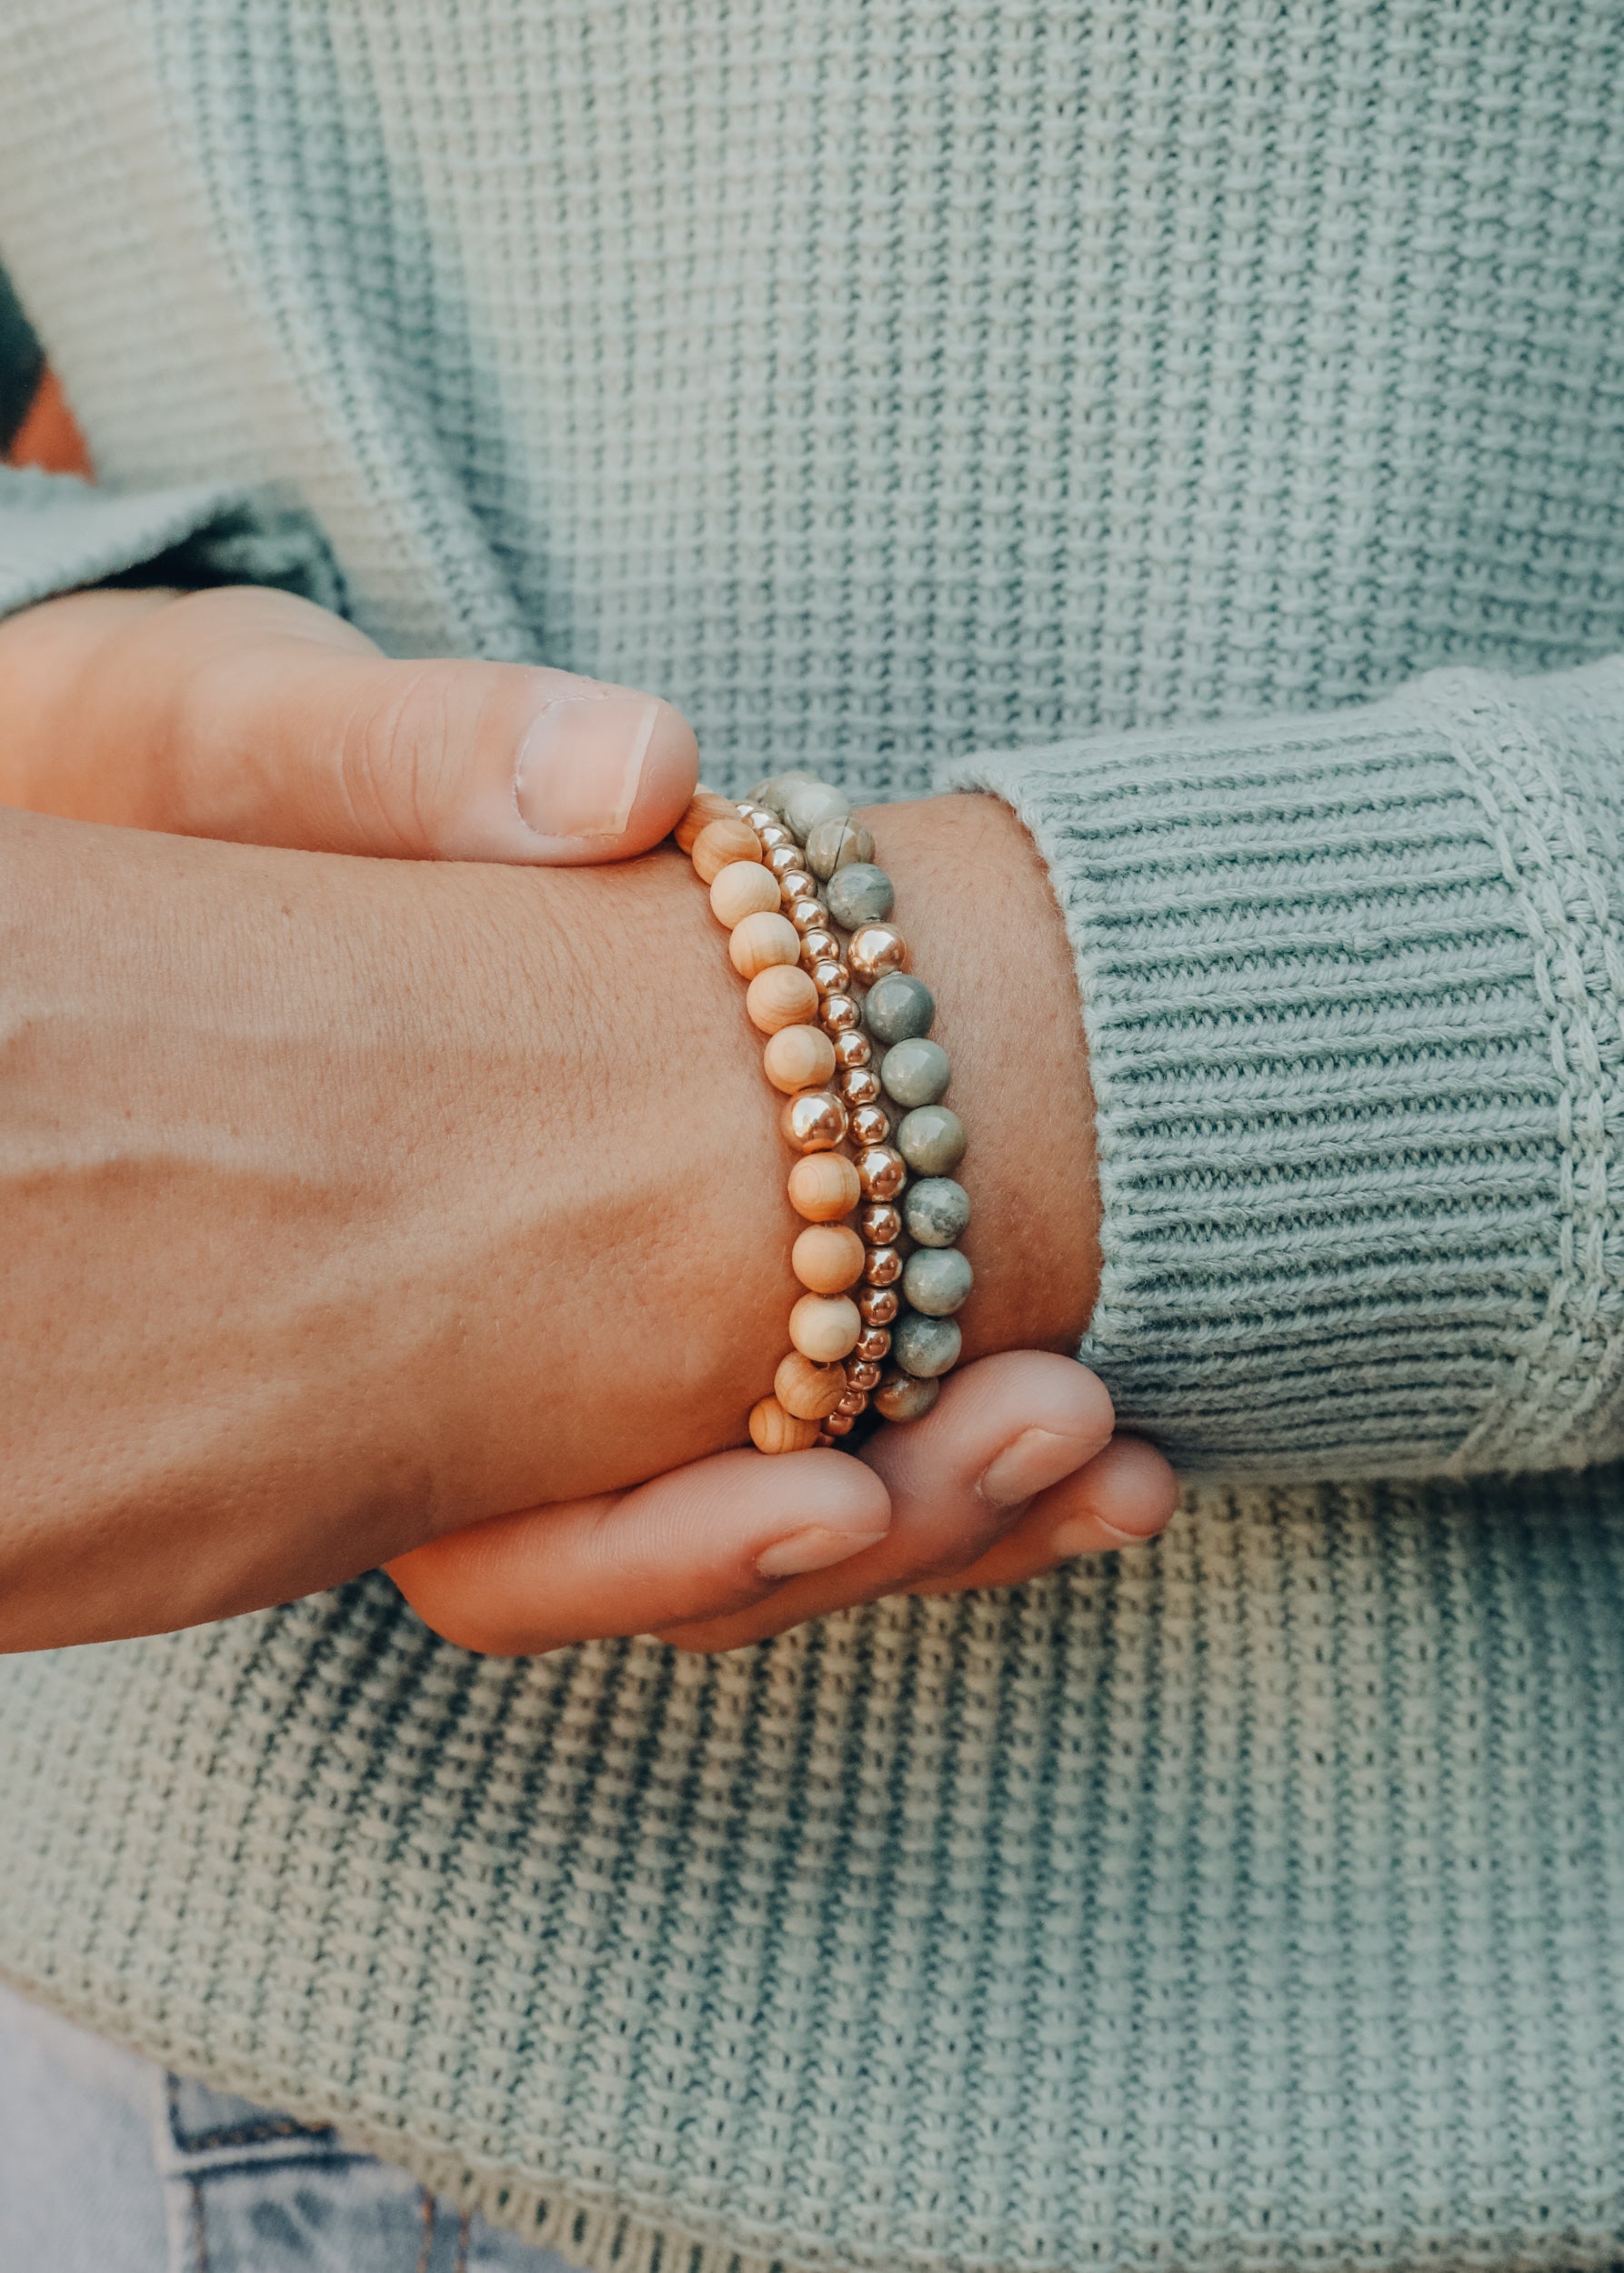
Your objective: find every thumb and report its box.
[14,584,699,862]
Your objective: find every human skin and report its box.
[0,587,1177,1655]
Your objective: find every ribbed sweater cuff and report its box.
[947,666,1624,1482]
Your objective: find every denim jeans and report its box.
[0,1981,583,2272]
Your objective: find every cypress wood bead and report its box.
[710,859,783,927]
[897,1104,967,1174]
[819,993,861,1033]
[780,1088,848,1152]
[864,972,934,1044]
[848,923,910,983]
[787,1150,862,1221]
[747,965,820,1032]
[833,1029,872,1069]
[849,1102,892,1147]
[857,1144,907,1199]
[789,1292,863,1363]
[692,816,762,882]
[805,816,875,879]
[675,789,741,852]
[749,1395,822,1455]
[858,1286,901,1326]
[873,1369,942,1423]
[879,1037,951,1107]
[792,1223,867,1293]
[775,1349,849,1421]
[826,862,895,930]
[763,1024,837,1094]
[730,909,802,978]
[902,1245,974,1317]
[892,1310,962,1378]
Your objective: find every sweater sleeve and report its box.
[946,659,1624,1484]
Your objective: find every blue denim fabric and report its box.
[0,1983,582,2272]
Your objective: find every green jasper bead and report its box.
[825,861,894,929]
[805,815,875,881]
[784,778,851,844]
[902,1177,971,1247]
[892,1310,963,1379]
[863,971,934,1044]
[747,769,820,822]
[872,1367,942,1422]
[897,1104,966,1175]
[902,1246,973,1317]
[880,1037,950,1107]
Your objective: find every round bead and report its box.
[858,1286,901,1326]
[825,862,895,931]
[848,924,910,984]
[749,1395,822,1455]
[757,821,794,853]
[822,1411,856,1437]
[763,1024,837,1094]
[730,910,802,978]
[836,1388,869,1417]
[787,1150,862,1222]
[819,993,862,1034]
[784,780,851,845]
[749,771,821,823]
[779,869,818,906]
[676,789,741,852]
[789,1292,863,1364]
[897,1105,967,1176]
[805,816,875,880]
[711,860,784,928]
[767,842,805,880]
[792,1223,866,1294]
[873,1369,943,1423]
[847,1357,883,1393]
[849,1102,892,1148]
[902,1177,971,1247]
[833,1029,872,1070]
[780,1088,848,1152]
[902,1245,973,1317]
[862,1244,904,1287]
[840,1064,884,1108]
[743,807,778,832]
[789,897,828,936]
[859,1202,903,1245]
[692,816,762,883]
[857,1144,907,1201]
[798,927,840,966]
[856,1324,892,1363]
[810,957,851,997]
[864,972,935,1044]
[746,965,820,1033]
[775,1348,849,1421]
[879,1037,951,1108]
[892,1310,963,1379]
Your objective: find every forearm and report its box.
[0,793,1100,1647]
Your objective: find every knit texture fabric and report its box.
[4,4,1624,2267]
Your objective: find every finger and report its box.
[907,1432,1180,1596]
[5,583,699,862]
[385,1446,890,1655]
[657,1350,1115,1653]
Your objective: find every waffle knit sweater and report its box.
[5,5,1624,2268]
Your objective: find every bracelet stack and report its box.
[675,775,973,1453]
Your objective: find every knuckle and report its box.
[336,660,463,856]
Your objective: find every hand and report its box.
[0,584,1177,1655]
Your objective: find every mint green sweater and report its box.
[4,5,1624,2268]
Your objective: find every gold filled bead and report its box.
[779,868,817,905]
[840,1064,883,1108]
[744,807,779,832]
[757,821,793,852]
[849,1102,891,1147]
[730,909,802,979]
[762,1024,837,1095]
[858,1286,901,1326]
[820,993,861,1034]
[675,789,741,852]
[710,860,783,928]
[787,1150,863,1222]
[775,1348,848,1420]
[859,1202,903,1246]
[767,843,804,879]
[810,957,851,997]
[692,816,763,883]
[749,1395,822,1455]
[788,1292,863,1364]
[791,1223,867,1293]
[822,1411,856,1437]
[847,923,910,983]
[857,1144,907,1200]
[747,965,820,1033]
[847,1358,882,1393]
[833,1029,872,1070]
[780,1088,848,1152]
[789,897,828,936]
[799,927,840,966]
[863,1244,904,1286]
[856,1324,892,1363]
[836,1388,869,1417]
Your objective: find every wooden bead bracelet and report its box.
[674,775,973,1453]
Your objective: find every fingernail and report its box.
[514,693,665,839]
[977,1427,1094,1510]
[756,1523,886,1580]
